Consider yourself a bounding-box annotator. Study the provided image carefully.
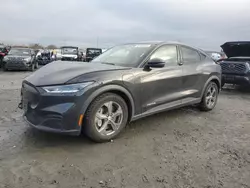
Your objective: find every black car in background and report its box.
[2,48,38,71]
[36,50,53,65]
[19,42,221,142]
[85,48,102,62]
[219,41,250,87]
[61,46,79,61]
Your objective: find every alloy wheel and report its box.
[95,101,123,136]
[205,84,217,108]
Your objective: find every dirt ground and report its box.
[0,70,250,188]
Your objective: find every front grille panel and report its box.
[8,57,24,62]
[220,62,247,74]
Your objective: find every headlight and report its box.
[3,57,9,61]
[24,57,31,62]
[42,82,93,94]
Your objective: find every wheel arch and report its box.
[201,75,221,98]
[81,85,135,123]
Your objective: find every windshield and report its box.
[87,49,102,54]
[62,48,78,54]
[91,44,154,67]
[8,49,31,55]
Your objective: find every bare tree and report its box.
[29,43,44,49]
[47,44,57,49]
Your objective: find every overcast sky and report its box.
[1,0,250,49]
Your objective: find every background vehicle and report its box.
[219,41,250,87]
[61,46,79,61]
[205,51,226,62]
[20,42,221,142]
[0,45,9,68]
[3,48,38,71]
[55,49,62,60]
[85,48,102,62]
[36,50,53,65]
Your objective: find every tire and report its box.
[34,61,38,69]
[199,82,219,111]
[221,82,225,88]
[2,63,7,71]
[30,63,35,71]
[83,93,128,142]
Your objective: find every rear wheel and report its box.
[84,93,128,142]
[199,82,219,111]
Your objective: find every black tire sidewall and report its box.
[84,93,128,142]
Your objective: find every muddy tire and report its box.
[83,93,128,142]
[199,82,219,111]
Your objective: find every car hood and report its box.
[25,61,129,86]
[6,55,30,58]
[221,41,250,58]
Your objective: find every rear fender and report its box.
[200,75,221,98]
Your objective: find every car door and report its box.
[179,45,205,101]
[139,45,183,113]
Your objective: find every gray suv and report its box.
[19,42,221,142]
[219,41,250,87]
[3,48,38,71]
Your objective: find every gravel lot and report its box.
[0,70,250,188]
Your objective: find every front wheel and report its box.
[2,63,7,71]
[199,82,219,111]
[29,63,35,71]
[34,61,39,69]
[83,93,128,142]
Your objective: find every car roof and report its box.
[124,41,197,46]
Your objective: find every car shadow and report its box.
[21,127,95,148]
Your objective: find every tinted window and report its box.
[150,45,178,65]
[181,46,200,64]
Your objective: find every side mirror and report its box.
[146,58,165,68]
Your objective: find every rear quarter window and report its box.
[180,46,201,64]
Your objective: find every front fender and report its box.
[80,84,135,119]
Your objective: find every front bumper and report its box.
[23,115,80,135]
[37,59,52,65]
[61,57,78,61]
[5,61,30,70]
[19,81,89,136]
[222,74,250,85]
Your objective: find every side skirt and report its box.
[131,98,201,122]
